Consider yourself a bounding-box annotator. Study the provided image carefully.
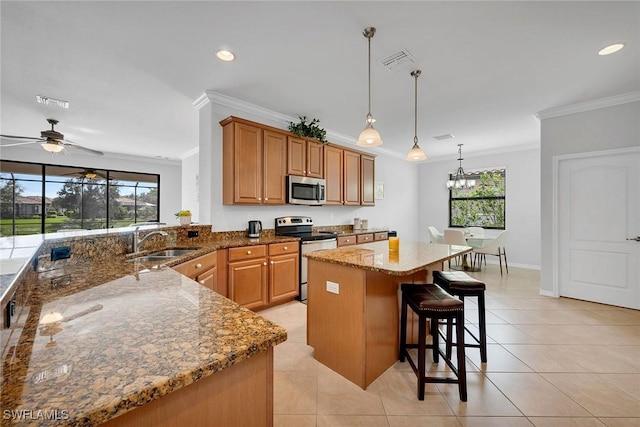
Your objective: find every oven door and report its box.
[287,176,326,205]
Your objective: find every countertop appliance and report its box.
[247,220,262,238]
[275,216,337,301]
[287,175,326,206]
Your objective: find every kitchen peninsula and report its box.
[305,240,471,389]
[0,226,294,426]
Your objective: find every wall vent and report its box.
[433,134,455,141]
[379,49,415,71]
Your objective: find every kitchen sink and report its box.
[147,249,197,257]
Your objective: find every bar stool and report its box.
[433,270,487,363]
[399,283,467,401]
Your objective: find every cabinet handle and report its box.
[196,263,202,268]
[258,197,262,201]
[284,246,288,250]
[346,239,350,242]
[247,250,251,255]
[263,262,267,266]
[271,261,274,265]
[199,280,205,284]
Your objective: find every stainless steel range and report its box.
[274,216,337,301]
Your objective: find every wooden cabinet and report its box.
[361,155,375,206]
[343,150,361,205]
[221,117,286,205]
[227,242,299,310]
[374,232,388,241]
[173,251,222,294]
[288,137,323,178]
[324,145,344,205]
[356,233,374,244]
[268,242,299,303]
[337,235,357,247]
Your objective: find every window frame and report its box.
[448,169,506,230]
[0,160,160,236]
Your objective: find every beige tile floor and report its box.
[259,265,640,427]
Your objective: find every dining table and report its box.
[437,232,497,271]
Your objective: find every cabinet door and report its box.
[196,266,216,291]
[356,233,374,244]
[337,235,357,246]
[228,258,268,310]
[269,253,299,302]
[234,122,263,204]
[306,140,324,178]
[324,145,344,205]
[361,155,375,206]
[343,150,361,205]
[263,130,287,204]
[287,136,306,176]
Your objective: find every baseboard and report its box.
[539,289,556,297]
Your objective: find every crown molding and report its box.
[179,146,199,160]
[193,90,404,160]
[536,90,640,120]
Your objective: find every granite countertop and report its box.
[304,240,472,276]
[1,227,294,426]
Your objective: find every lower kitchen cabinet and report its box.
[173,251,222,294]
[337,235,357,247]
[227,242,300,310]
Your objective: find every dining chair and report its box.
[466,226,484,236]
[428,226,444,244]
[474,230,508,275]
[444,229,468,268]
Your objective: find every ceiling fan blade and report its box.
[61,141,104,156]
[0,134,43,141]
[0,140,42,147]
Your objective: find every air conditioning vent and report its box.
[379,49,415,71]
[433,134,455,141]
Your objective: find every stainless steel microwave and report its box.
[287,175,326,205]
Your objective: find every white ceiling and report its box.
[1,1,638,161]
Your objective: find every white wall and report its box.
[195,98,421,238]
[181,150,199,222]
[0,145,182,224]
[418,147,541,269]
[539,98,640,293]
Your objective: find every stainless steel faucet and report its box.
[132,227,168,253]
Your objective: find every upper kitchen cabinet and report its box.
[343,150,361,205]
[360,154,375,206]
[324,145,344,205]
[221,117,287,205]
[287,137,323,178]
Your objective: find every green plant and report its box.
[175,210,192,217]
[288,116,328,143]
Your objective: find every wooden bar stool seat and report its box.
[433,270,488,363]
[399,283,467,401]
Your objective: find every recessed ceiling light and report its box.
[216,50,235,62]
[598,43,625,55]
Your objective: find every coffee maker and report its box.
[247,220,262,238]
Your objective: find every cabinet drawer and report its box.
[356,233,374,244]
[374,232,388,241]
[228,245,267,262]
[337,235,357,246]
[173,251,216,279]
[269,241,299,255]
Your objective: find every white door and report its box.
[557,148,640,309]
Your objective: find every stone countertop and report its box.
[304,240,472,276]
[0,229,294,426]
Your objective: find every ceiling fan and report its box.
[61,168,110,180]
[0,118,104,156]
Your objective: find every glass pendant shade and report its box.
[406,142,427,161]
[41,141,64,153]
[357,116,383,147]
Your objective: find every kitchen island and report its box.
[305,240,471,389]
[0,227,293,426]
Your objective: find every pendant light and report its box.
[446,144,476,190]
[406,70,427,162]
[357,27,383,147]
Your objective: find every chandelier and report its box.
[446,144,476,190]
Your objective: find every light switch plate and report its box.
[326,281,339,294]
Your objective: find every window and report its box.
[0,160,159,236]
[449,169,506,229]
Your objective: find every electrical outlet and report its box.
[326,281,339,294]
[51,246,71,261]
[188,230,199,238]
